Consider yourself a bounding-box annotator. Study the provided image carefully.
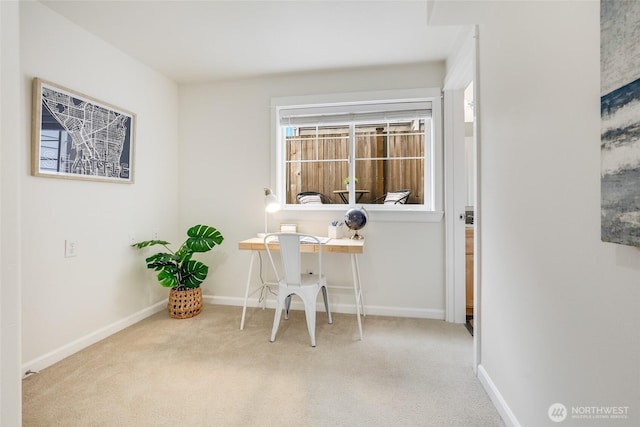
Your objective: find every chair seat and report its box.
[283,274,327,287]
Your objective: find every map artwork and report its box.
[34,79,134,183]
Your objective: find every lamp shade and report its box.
[264,188,280,213]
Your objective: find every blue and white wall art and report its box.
[601,0,640,246]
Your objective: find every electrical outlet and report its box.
[152,229,159,240]
[65,240,77,257]
[128,234,136,245]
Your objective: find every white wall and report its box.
[20,2,180,369]
[1,1,23,424]
[178,63,448,319]
[432,1,640,426]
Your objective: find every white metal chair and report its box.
[263,233,332,346]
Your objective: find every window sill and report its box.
[278,205,444,223]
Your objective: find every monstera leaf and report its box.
[185,224,224,253]
[131,240,171,249]
[157,267,180,288]
[145,252,180,271]
[180,260,209,288]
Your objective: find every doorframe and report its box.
[443,87,466,325]
[443,26,480,372]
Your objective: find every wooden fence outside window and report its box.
[286,123,425,204]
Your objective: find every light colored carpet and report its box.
[23,304,504,427]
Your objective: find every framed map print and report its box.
[31,78,135,183]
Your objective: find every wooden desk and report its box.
[238,237,366,339]
[332,189,370,204]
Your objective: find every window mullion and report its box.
[348,123,356,205]
[315,126,319,161]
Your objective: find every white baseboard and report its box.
[22,301,166,376]
[477,364,521,427]
[204,295,445,320]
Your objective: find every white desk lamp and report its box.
[259,188,280,237]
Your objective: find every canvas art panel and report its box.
[601,0,640,246]
[31,78,135,183]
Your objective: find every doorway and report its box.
[463,81,476,336]
[443,25,479,371]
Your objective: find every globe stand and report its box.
[350,230,364,240]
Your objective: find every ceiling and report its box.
[40,0,465,84]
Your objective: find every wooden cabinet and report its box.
[465,228,474,316]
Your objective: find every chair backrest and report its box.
[383,189,411,204]
[297,191,331,204]
[264,233,322,287]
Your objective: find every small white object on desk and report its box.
[280,223,297,233]
[328,221,344,239]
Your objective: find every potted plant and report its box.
[343,176,358,189]
[131,224,224,319]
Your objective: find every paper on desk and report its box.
[300,236,331,244]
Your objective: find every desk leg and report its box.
[240,251,257,330]
[350,253,365,340]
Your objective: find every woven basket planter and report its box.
[167,287,203,319]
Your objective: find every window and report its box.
[273,89,442,214]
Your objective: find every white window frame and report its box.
[271,88,444,223]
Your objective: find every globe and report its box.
[344,207,367,239]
